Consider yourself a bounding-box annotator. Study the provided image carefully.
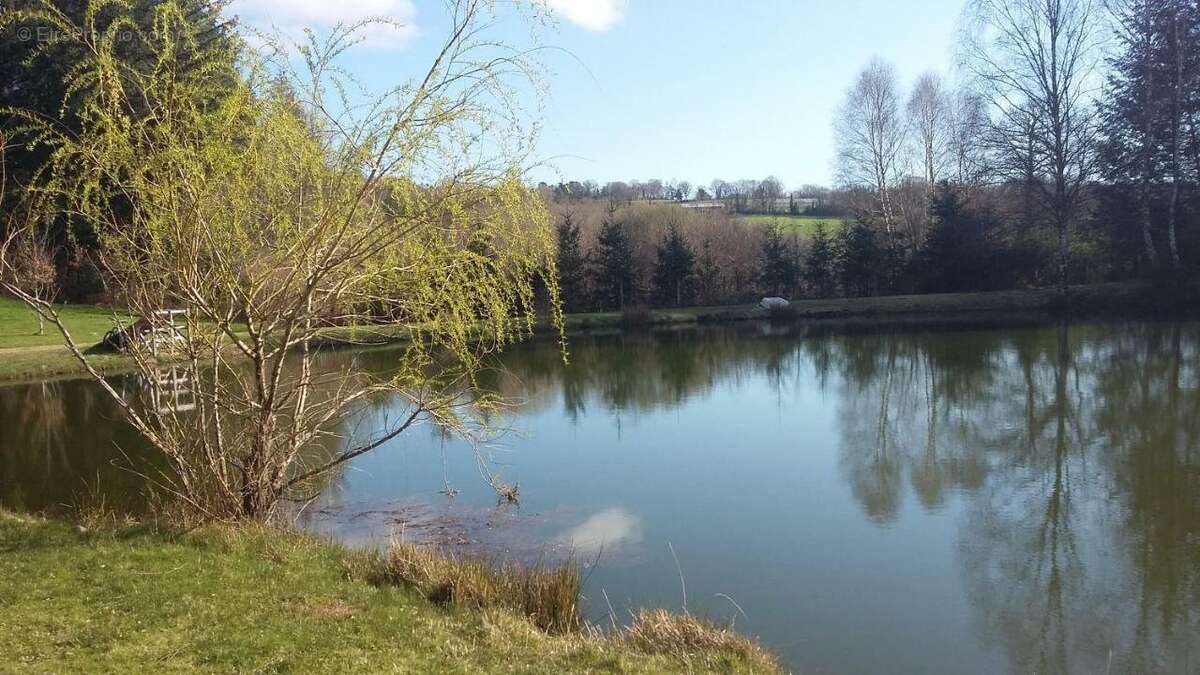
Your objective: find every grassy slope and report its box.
[0,299,122,349]
[0,298,412,383]
[0,298,138,382]
[0,512,771,674]
[736,214,846,236]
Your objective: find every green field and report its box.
[0,298,125,350]
[0,512,774,673]
[736,214,846,236]
[0,299,137,382]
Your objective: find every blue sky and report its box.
[229,0,968,189]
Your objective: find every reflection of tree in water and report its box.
[369,321,1200,672]
[485,326,807,421]
[832,321,1200,675]
[0,377,152,513]
[736,319,1199,674]
[7,320,1199,672]
[832,329,1002,522]
[1091,323,1200,674]
[956,323,1106,675]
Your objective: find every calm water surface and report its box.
[2,319,1198,674]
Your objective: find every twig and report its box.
[667,541,687,614]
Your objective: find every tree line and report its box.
[551,0,1200,312]
[833,0,1200,294]
[540,178,838,216]
[551,197,986,312]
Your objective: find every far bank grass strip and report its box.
[1,280,1193,384]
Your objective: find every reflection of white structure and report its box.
[557,507,642,556]
[147,366,196,413]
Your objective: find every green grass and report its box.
[0,512,776,673]
[0,297,142,382]
[0,297,125,350]
[0,297,415,383]
[737,214,846,236]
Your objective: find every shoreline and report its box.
[0,511,777,673]
[1,280,1196,385]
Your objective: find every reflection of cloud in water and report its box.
[557,507,642,556]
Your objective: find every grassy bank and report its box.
[0,512,776,673]
[0,298,417,383]
[555,280,1191,333]
[1,281,1192,383]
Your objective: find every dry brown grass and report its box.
[377,541,583,634]
[370,541,783,672]
[626,608,781,673]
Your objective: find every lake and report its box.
[2,318,1198,674]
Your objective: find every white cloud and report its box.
[227,0,419,50]
[545,0,627,31]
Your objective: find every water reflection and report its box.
[556,507,643,557]
[485,320,1199,673]
[0,376,154,513]
[1,319,1198,673]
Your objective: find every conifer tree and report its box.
[759,222,798,297]
[593,203,637,310]
[652,223,696,307]
[803,221,835,297]
[555,211,588,311]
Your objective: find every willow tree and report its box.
[0,0,562,520]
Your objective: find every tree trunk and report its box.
[1057,207,1070,299]
[1189,110,1200,185]
[879,180,895,234]
[1167,9,1183,269]
[1022,123,1036,235]
[1139,3,1159,269]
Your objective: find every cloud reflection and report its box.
[557,507,642,556]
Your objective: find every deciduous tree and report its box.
[835,58,907,233]
[962,0,1103,294]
